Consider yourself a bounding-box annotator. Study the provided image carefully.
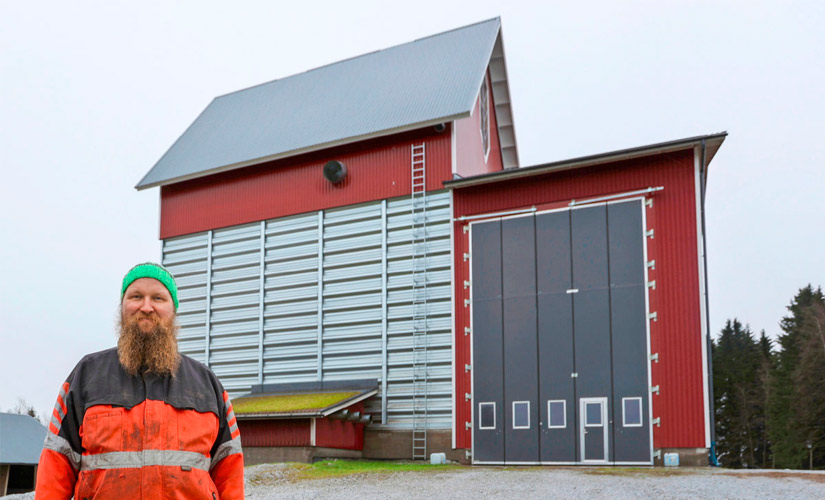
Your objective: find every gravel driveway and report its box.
[244,464,825,500]
[8,465,824,499]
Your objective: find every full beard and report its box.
[117,313,181,376]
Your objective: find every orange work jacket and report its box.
[35,348,244,500]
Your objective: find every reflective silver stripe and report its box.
[210,437,242,470]
[50,413,61,432]
[80,450,210,472]
[50,385,70,433]
[226,398,239,435]
[54,399,66,420]
[43,433,81,471]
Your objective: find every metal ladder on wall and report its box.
[410,143,429,460]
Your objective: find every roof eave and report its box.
[444,132,728,189]
[135,113,470,191]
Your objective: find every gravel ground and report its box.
[244,465,825,500]
[8,465,824,499]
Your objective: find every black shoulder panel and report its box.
[72,349,221,418]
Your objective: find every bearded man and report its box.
[35,263,244,499]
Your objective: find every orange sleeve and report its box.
[34,448,77,500]
[210,452,245,500]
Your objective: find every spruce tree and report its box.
[714,319,763,467]
[767,285,825,469]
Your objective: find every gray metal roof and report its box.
[137,18,507,189]
[0,413,47,465]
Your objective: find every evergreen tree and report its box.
[767,285,825,469]
[713,319,765,467]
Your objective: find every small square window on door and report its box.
[512,401,530,429]
[478,402,496,430]
[622,397,643,427]
[584,401,603,427]
[547,400,566,429]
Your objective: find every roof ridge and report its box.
[212,17,501,100]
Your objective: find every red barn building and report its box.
[137,18,725,465]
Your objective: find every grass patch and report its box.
[582,467,692,477]
[233,392,359,414]
[295,459,463,480]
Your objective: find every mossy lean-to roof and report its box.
[233,391,361,415]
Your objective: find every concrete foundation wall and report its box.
[654,448,709,467]
[363,430,468,463]
[244,446,362,465]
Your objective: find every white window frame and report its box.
[478,402,496,430]
[622,397,644,427]
[547,400,566,429]
[512,401,530,429]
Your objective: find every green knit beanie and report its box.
[121,262,179,310]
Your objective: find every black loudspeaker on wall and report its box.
[323,160,347,184]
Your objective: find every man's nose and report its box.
[139,297,154,312]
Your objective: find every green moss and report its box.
[233,392,360,414]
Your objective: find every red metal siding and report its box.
[237,419,311,447]
[314,402,366,450]
[453,149,705,450]
[454,69,504,178]
[160,127,453,238]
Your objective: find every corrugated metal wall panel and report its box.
[159,127,452,239]
[207,223,263,395]
[164,189,452,430]
[452,149,705,449]
[163,232,209,365]
[263,212,320,385]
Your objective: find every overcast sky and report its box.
[1,1,823,420]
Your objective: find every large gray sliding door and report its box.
[471,200,651,465]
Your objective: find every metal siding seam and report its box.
[206,230,213,368]
[381,199,389,425]
[258,221,265,384]
[568,209,579,462]
[450,190,456,449]
[642,199,655,461]
[317,210,324,381]
[604,204,615,463]
[694,147,711,448]
[468,221,475,462]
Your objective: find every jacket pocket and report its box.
[80,405,124,454]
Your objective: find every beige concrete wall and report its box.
[654,448,709,467]
[363,430,469,464]
[243,447,362,465]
